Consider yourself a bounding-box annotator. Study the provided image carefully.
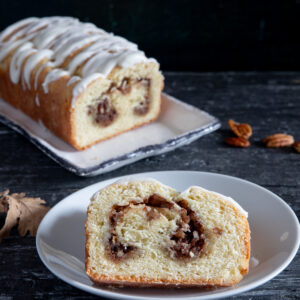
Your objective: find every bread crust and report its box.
[0,60,74,146]
[224,201,250,276]
[0,18,163,150]
[0,59,162,150]
[85,183,250,288]
[87,272,239,288]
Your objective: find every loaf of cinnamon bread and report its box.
[85,179,250,287]
[0,17,163,150]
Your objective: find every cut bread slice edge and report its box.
[85,178,250,287]
[71,62,163,150]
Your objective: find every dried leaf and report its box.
[0,190,9,212]
[0,191,50,243]
[0,195,20,241]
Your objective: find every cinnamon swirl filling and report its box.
[107,194,206,261]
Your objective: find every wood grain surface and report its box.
[0,72,299,299]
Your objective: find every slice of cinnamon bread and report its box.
[85,179,250,287]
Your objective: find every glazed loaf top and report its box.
[0,17,156,107]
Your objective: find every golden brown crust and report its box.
[217,199,250,276]
[0,56,74,146]
[233,206,250,276]
[87,271,239,288]
[0,54,163,150]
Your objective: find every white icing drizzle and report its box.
[67,76,81,86]
[0,38,28,61]
[34,23,81,50]
[0,16,155,108]
[35,94,40,106]
[53,33,101,66]
[23,49,53,88]
[34,63,49,90]
[42,69,69,93]
[0,17,38,42]
[72,73,103,104]
[9,42,35,84]
[66,36,129,74]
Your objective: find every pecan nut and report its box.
[292,142,300,153]
[228,119,252,139]
[263,133,294,148]
[225,137,250,148]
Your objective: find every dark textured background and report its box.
[1,0,300,71]
[0,1,299,299]
[0,72,299,299]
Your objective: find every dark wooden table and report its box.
[0,72,299,299]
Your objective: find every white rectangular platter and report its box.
[0,93,220,176]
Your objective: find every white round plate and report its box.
[36,171,300,300]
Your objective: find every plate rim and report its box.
[36,170,300,300]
